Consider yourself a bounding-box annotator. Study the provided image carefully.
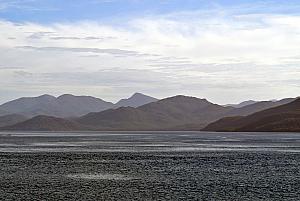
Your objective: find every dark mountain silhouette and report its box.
[0,94,114,118]
[115,93,158,108]
[225,100,257,108]
[0,114,29,127]
[78,95,232,130]
[203,98,300,132]
[2,115,86,131]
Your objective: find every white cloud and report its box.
[0,0,58,12]
[0,10,300,104]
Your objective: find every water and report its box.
[0,131,299,200]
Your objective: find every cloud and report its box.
[0,7,300,104]
[27,32,54,39]
[0,66,24,70]
[50,36,116,40]
[27,32,117,41]
[13,70,33,77]
[18,46,152,57]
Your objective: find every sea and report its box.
[0,131,299,200]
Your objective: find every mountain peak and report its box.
[131,92,145,97]
[37,94,56,99]
[115,93,158,108]
[162,95,209,103]
[58,94,75,98]
[130,92,155,99]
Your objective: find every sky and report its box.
[0,0,300,104]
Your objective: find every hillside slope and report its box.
[203,98,300,132]
[225,98,295,117]
[78,95,232,130]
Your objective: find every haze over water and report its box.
[0,131,299,200]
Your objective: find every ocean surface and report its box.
[0,131,299,200]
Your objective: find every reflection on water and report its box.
[67,173,135,181]
[0,131,300,153]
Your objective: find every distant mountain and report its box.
[2,115,86,131]
[203,98,300,132]
[1,94,298,132]
[0,94,57,117]
[56,94,114,117]
[78,95,232,130]
[224,98,295,117]
[0,94,114,118]
[225,100,258,108]
[0,114,28,127]
[115,93,158,108]
[0,109,10,116]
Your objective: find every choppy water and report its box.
[0,131,300,200]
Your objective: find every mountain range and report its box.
[0,93,299,132]
[77,95,232,130]
[0,94,114,118]
[0,93,158,118]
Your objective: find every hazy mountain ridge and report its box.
[2,115,87,131]
[2,95,232,131]
[0,109,11,116]
[55,94,114,117]
[0,114,29,127]
[0,93,157,118]
[225,100,258,108]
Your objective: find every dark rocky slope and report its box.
[204,98,300,132]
